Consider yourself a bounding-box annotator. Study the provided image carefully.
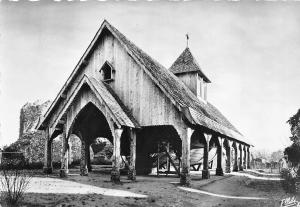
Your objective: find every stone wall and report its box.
[6,100,113,166]
[8,100,80,164]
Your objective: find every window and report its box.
[99,61,115,82]
[197,75,207,101]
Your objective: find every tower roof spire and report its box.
[186,33,189,48]
[169,47,211,83]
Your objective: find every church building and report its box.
[37,20,251,186]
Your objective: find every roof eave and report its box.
[171,70,211,83]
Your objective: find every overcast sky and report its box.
[0,1,299,152]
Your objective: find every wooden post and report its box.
[166,142,170,176]
[247,147,251,169]
[243,145,247,170]
[233,142,238,172]
[111,128,123,182]
[216,137,224,176]
[68,139,72,165]
[202,133,212,179]
[80,137,88,176]
[60,125,69,178]
[43,128,53,174]
[157,142,160,177]
[86,142,92,172]
[128,128,136,181]
[180,127,193,186]
[225,139,232,173]
[239,144,243,171]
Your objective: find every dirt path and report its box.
[16,169,298,207]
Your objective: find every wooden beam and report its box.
[161,144,180,177]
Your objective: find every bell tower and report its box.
[169,45,210,101]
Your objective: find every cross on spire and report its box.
[186,33,189,48]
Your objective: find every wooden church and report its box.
[37,20,251,186]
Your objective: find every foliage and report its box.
[280,168,297,193]
[270,150,283,162]
[287,109,300,142]
[284,108,300,172]
[252,149,271,161]
[281,109,300,194]
[284,142,300,168]
[0,162,31,206]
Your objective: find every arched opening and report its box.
[48,135,63,170]
[232,142,238,172]
[208,136,220,171]
[69,102,115,174]
[135,126,182,175]
[189,131,217,173]
[72,102,113,143]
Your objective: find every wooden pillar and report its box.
[243,145,247,169]
[202,133,212,179]
[79,132,88,176]
[43,128,53,174]
[225,139,232,173]
[60,125,69,178]
[111,128,123,182]
[239,144,243,171]
[233,142,238,172]
[128,128,136,181]
[166,142,170,175]
[86,142,92,172]
[180,127,193,186]
[68,139,72,165]
[216,137,224,176]
[157,142,160,177]
[247,147,251,169]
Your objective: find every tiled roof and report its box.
[38,20,248,145]
[106,21,246,143]
[169,47,210,83]
[89,77,140,128]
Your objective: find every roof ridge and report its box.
[105,21,241,135]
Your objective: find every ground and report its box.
[3,168,300,207]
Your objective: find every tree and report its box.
[287,109,300,143]
[284,143,300,167]
[285,109,300,175]
[270,150,283,162]
[253,149,270,161]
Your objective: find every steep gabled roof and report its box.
[38,75,139,132]
[38,20,248,145]
[106,22,246,142]
[169,47,210,83]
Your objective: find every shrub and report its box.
[0,158,25,170]
[0,166,31,206]
[281,168,296,193]
[52,161,61,169]
[23,162,43,170]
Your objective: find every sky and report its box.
[0,0,300,152]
